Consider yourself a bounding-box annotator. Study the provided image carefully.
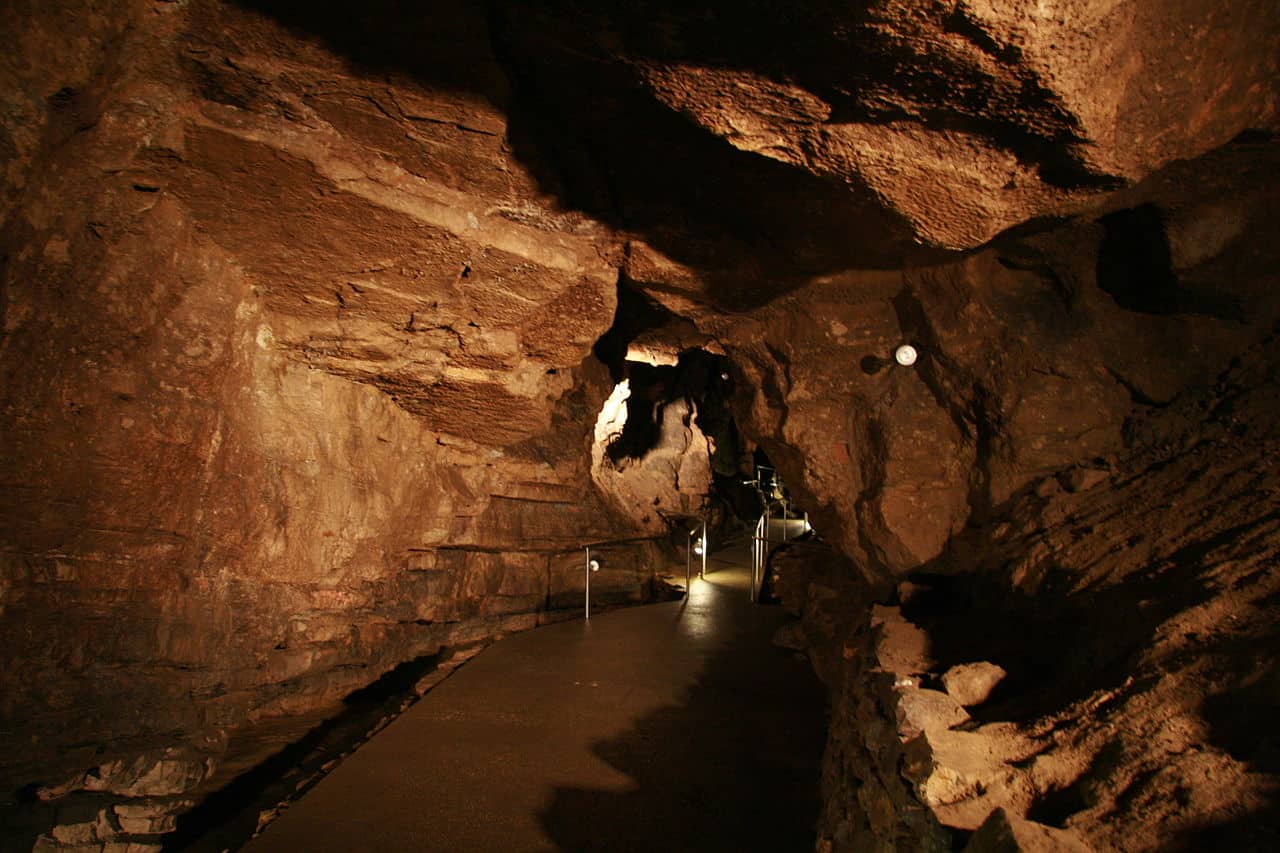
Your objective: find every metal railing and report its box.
[580,534,677,620]
[751,506,768,603]
[583,515,707,619]
[660,511,708,600]
[750,503,812,602]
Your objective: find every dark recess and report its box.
[165,649,457,852]
[1096,204,1245,321]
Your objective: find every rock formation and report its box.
[1,0,1277,850]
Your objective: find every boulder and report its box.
[943,662,1009,708]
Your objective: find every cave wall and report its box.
[714,139,1280,578]
[0,0,662,831]
[2,1,1278,851]
[772,330,1280,851]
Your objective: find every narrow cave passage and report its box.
[227,290,829,852]
[5,3,1276,851]
[242,539,827,853]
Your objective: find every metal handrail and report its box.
[580,535,665,549]
[751,504,769,602]
[581,512,711,617]
[582,535,664,621]
[656,510,708,598]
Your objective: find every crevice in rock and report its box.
[163,645,482,852]
[1097,204,1246,322]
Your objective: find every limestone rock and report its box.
[964,808,1093,853]
[590,394,713,535]
[82,751,211,798]
[895,689,971,740]
[502,0,1280,251]
[113,801,184,835]
[2,1,1280,851]
[772,621,808,652]
[943,663,1009,708]
[871,605,935,676]
[902,729,1036,830]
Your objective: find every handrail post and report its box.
[685,528,692,598]
[584,545,591,621]
[699,518,707,579]
[747,502,768,601]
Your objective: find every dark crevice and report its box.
[1096,204,1246,322]
[604,351,732,466]
[164,647,470,852]
[591,277,675,383]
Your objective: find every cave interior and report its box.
[2,1,1279,851]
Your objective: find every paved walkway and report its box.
[244,539,826,852]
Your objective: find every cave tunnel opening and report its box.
[589,279,813,558]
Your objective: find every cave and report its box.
[2,1,1279,851]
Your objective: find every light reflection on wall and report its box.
[593,378,631,449]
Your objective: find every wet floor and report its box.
[243,539,827,852]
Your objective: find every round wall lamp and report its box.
[894,344,919,367]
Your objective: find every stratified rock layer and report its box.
[2,1,1278,851]
[776,333,1280,851]
[0,4,652,844]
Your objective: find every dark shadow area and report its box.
[605,350,733,466]
[758,534,820,605]
[1096,204,1245,321]
[0,791,55,853]
[166,648,464,852]
[1025,746,1113,828]
[1172,802,1280,852]
[199,0,511,106]
[219,0,960,313]
[592,279,677,382]
[860,354,889,375]
[539,576,828,852]
[1201,657,1280,775]
[899,518,1266,723]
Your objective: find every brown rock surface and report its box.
[965,808,1093,853]
[2,1,1279,851]
[497,0,1280,252]
[944,662,1009,707]
[0,3,650,845]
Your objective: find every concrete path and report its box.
[244,540,826,852]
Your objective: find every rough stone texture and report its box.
[964,808,1093,853]
[780,333,1280,851]
[497,0,1280,257]
[943,662,1009,708]
[896,689,971,740]
[709,133,1280,580]
[0,2,660,845]
[591,392,714,535]
[2,1,1279,851]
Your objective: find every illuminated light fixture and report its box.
[894,344,918,367]
[589,558,601,572]
[692,537,705,557]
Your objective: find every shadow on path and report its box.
[540,568,827,852]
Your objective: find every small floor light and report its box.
[894,344,918,366]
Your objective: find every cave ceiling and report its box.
[226,0,1279,278]
[3,2,1280,847]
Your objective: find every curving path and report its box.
[243,538,826,852]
